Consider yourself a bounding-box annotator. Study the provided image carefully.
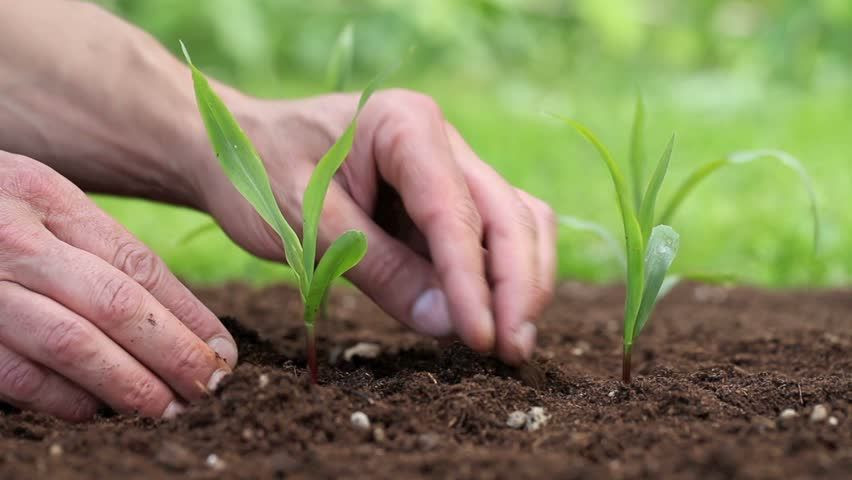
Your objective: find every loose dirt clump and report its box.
[1,282,850,479]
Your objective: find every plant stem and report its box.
[622,345,632,384]
[305,323,318,384]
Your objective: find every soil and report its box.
[1,282,850,479]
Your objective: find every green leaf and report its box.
[302,61,398,282]
[326,23,355,92]
[558,215,626,270]
[628,94,646,212]
[658,149,820,253]
[303,230,367,325]
[555,115,645,346]
[656,275,682,301]
[633,225,680,339]
[175,219,219,246]
[638,134,675,237]
[180,41,307,289]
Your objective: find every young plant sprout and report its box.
[181,42,381,383]
[555,96,820,383]
[553,111,680,383]
[176,25,357,247]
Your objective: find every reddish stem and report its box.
[622,346,632,384]
[306,324,318,384]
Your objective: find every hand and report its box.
[0,152,236,421]
[195,89,557,365]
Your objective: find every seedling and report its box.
[555,97,819,383]
[181,42,382,383]
[176,24,358,247]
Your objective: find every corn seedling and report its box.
[555,97,819,383]
[181,42,383,383]
[175,24,357,248]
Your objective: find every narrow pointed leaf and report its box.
[302,61,399,281]
[628,94,646,211]
[559,215,626,270]
[181,42,306,288]
[638,134,675,237]
[633,225,679,339]
[656,275,681,301]
[304,230,367,325]
[176,219,219,246]
[554,115,645,345]
[658,149,819,253]
[326,23,354,92]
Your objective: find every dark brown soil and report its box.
[1,282,850,479]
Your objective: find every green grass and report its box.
[95,71,852,288]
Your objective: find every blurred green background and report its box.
[91,0,851,287]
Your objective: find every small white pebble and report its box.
[828,416,839,426]
[48,443,63,457]
[525,406,550,432]
[506,411,527,429]
[809,404,829,423]
[608,390,616,398]
[343,342,381,362]
[205,453,226,471]
[570,347,584,356]
[779,408,798,419]
[350,411,370,430]
[258,374,269,389]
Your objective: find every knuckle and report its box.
[0,356,47,402]
[92,275,145,325]
[112,241,164,291]
[447,199,483,239]
[362,246,409,292]
[169,294,206,332]
[0,221,46,260]
[121,375,162,414]
[66,393,99,422]
[41,320,95,367]
[515,200,537,238]
[383,89,444,119]
[172,340,208,373]
[0,160,66,208]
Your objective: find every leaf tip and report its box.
[179,40,192,65]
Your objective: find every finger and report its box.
[0,281,184,418]
[42,190,237,367]
[367,91,494,351]
[515,189,557,309]
[0,342,101,421]
[315,180,453,337]
[11,237,229,402]
[444,125,541,364]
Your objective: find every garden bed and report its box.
[1,282,850,479]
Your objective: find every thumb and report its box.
[321,187,452,338]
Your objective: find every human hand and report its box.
[194,89,556,365]
[0,152,236,420]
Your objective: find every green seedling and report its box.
[555,96,819,383]
[181,42,382,383]
[175,23,357,248]
[553,112,679,383]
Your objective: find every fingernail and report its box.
[411,288,453,337]
[162,401,186,420]
[208,336,238,368]
[514,322,537,362]
[207,369,229,392]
